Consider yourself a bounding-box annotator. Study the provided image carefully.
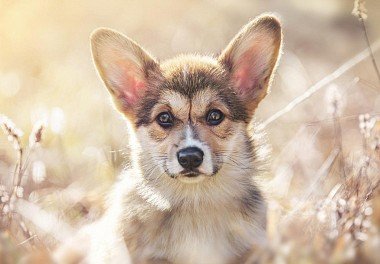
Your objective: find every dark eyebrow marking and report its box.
[135,91,160,127]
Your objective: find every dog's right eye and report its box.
[156,112,174,128]
[206,109,224,126]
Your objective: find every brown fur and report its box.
[55,13,282,264]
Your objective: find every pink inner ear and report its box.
[233,65,256,94]
[114,60,146,107]
[119,73,146,106]
[232,47,267,95]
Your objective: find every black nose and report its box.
[177,147,204,170]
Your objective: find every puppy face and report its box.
[135,58,250,183]
[91,15,282,184]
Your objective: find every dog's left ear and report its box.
[219,14,282,113]
[90,28,161,121]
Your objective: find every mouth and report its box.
[176,169,207,184]
[180,169,201,177]
[163,160,221,181]
[177,173,205,184]
[164,167,206,184]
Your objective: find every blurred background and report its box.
[0,0,380,262]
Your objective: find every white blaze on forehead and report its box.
[185,124,195,145]
[182,65,189,81]
[182,124,214,175]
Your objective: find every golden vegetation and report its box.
[0,0,380,263]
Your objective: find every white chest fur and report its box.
[126,201,264,264]
[107,172,266,264]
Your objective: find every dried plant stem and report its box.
[17,234,37,247]
[306,111,380,126]
[8,148,23,220]
[301,148,340,201]
[14,148,23,187]
[17,220,36,249]
[19,150,34,182]
[333,113,345,178]
[263,39,380,128]
[0,115,47,250]
[359,17,380,83]
[280,148,340,227]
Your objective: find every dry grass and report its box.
[0,0,380,263]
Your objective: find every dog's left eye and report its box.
[156,112,174,128]
[206,109,224,126]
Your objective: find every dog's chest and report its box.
[128,205,252,264]
[164,211,236,263]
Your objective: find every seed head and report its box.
[359,114,376,138]
[0,115,23,150]
[352,0,367,20]
[29,120,46,148]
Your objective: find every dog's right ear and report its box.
[91,28,161,119]
[219,15,282,115]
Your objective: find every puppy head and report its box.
[91,14,282,184]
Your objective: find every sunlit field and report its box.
[1,0,380,263]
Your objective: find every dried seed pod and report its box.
[29,120,46,148]
[352,0,368,20]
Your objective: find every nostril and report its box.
[178,156,189,165]
[192,154,203,164]
[177,147,204,170]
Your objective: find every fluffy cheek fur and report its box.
[194,120,239,171]
[134,126,169,179]
[201,122,251,175]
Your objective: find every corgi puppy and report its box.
[55,13,282,264]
